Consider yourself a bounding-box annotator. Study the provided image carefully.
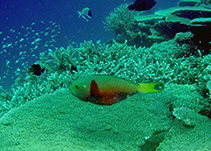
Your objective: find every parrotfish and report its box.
[70,75,164,105]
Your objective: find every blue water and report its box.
[0,0,179,91]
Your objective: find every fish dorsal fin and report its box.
[90,80,100,96]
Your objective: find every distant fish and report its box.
[128,0,157,11]
[28,64,45,76]
[77,7,92,21]
[70,75,164,105]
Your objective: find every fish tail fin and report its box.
[137,82,164,93]
[77,11,82,18]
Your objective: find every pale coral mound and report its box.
[0,88,171,150]
[0,88,210,150]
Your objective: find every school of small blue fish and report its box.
[0,0,157,85]
[0,21,62,84]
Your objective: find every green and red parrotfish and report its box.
[69,75,164,105]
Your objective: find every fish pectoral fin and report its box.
[138,82,164,93]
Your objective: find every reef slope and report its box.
[0,88,210,150]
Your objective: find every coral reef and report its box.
[1,37,211,117]
[166,84,206,113]
[103,4,145,47]
[1,2,211,150]
[1,4,211,118]
[103,4,140,36]
[177,0,211,7]
[157,107,211,150]
[104,4,211,52]
[136,6,211,50]
[102,5,211,117]
[173,107,198,127]
[0,88,172,150]
[177,0,203,6]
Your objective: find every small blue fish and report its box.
[77,7,92,21]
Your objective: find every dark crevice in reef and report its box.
[139,130,168,151]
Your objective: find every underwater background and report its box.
[0,0,179,91]
[1,0,211,150]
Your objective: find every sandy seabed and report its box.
[0,88,211,151]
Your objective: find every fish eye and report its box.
[154,83,164,90]
[75,85,79,89]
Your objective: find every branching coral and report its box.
[103,4,140,35]
[1,38,211,117]
[38,45,77,74]
[103,4,144,46]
